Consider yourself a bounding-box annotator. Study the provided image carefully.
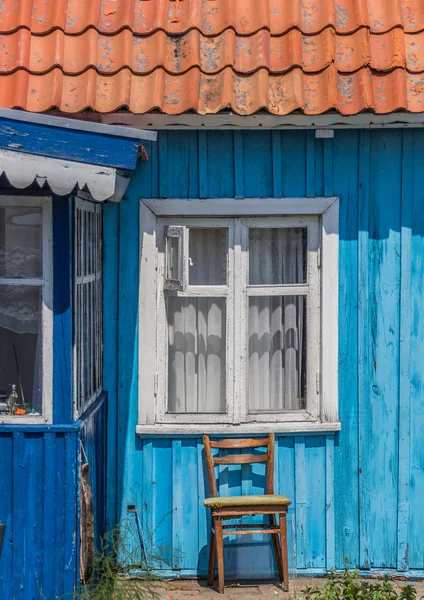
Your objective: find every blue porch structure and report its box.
[0,110,154,598]
[108,128,424,579]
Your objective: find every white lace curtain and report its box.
[166,226,306,414]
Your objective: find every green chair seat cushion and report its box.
[203,494,292,509]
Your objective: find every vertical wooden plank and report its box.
[305,437,326,569]
[324,138,333,196]
[141,440,153,565]
[199,131,208,199]
[197,440,209,575]
[12,432,26,598]
[150,137,159,199]
[306,130,315,197]
[314,138,324,197]
[281,131,307,197]
[207,131,235,198]
[104,201,119,534]
[234,131,244,198]
[181,440,199,570]
[151,440,173,568]
[407,130,424,569]
[54,434,66,596]
[53,198,72,424]
[25,435,44,598]
[63,433,78,593]
[243,131,273,198]
[172,439,182,571]
[333,130,360,568]
[357,129,371,570]
[0,434,13,600]
[360,130,402,569]
[278,437,296,573]
[159,131,168,198]
[272,131,283,198]
[294,437,306,570]
[397,129,413,572]
[325,435,335,570]
[166,131,199,198]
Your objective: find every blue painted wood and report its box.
[408,131,424,570]
[53,198,72,425]
[0,429,80,598]
[104,202,120,534]
[0,117,140,169]
[397,129,413,572]
[108,129,424,579]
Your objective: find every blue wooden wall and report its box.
[0,427,79,599]
[105,128,424,578]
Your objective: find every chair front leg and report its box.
[279,512,289,592]
[215,517,225,594]
[207,517,216,586]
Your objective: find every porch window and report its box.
[138,198,339,435]
[0,196,52,421]
[74,199,103,418]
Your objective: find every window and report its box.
[138,198,339,435]
[0,196,52,422]
[74,199,103,418]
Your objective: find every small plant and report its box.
[301,565,418,600]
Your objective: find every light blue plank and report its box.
[272,131,283,198]
[104,202,119,534]
[306,131,315,198]
[314,138,324,197]
[277,437,296,573]
[294,437,306,570]
[159,131,168,198]
[362,130,402,568]
[181,440,200,570]
[358,129,371,570]
[207,131,235,198]
[408,130,424,569]
[305,437,326,569]
[333,129,360,569]
[397,129,413,572]
[167,131,199,199]
[234,131,244,198]
[325,436,335,570]
[151,440,173,568]
[142,441,154,565]
[197,440,209,575]
[323,138,333,196]
[172,439,183,571]
[199,131,208,198]
[64,433,78,592]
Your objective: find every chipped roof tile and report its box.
[0,0,424,115]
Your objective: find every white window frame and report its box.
[73,197,103,419]
[137,197,340,435]
[0,195,53,424]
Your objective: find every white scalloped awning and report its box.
[0,148,130,202]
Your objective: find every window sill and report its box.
[0,414,50,425]
[136,421,341,437]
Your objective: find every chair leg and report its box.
[270,514,284,582]
[207,520,216,586]
[279,512,289,592]
[215,517,225,594]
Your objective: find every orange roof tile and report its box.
[1,0,424,115]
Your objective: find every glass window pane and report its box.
[0,207,42,278]
[249,227,307,285]
[0,286,42,414]
[189,228,227,285]
[167,296,226,413]
[248,295,306,412]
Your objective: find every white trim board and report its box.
[136,422,342,436]
[141,197,338,217]
[0,149,129,202]
[102,111,424,130]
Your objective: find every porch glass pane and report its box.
[0,285,42,414]
[249,227,307,285]
[189,228,227,285]
[167,296,226,413]
[248,295,306,412]
[0,207,42,278]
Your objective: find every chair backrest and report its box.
[203,434,275,498]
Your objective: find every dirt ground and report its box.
[154,577,424,599]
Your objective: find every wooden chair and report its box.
[203,434,291,594]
